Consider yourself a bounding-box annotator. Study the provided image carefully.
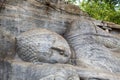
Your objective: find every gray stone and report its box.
[1,0,120,80]
[65,17,120,73]
[0,28,16,60]
[0,0,86,36]
[0,60,80,80]
[1,60,120,80]
[16,28,71,64]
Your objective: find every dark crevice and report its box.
[0,0,6,12]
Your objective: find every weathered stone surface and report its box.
[1,0,120,80]
[0,60,12,80]
[1,60,120,80]
[0,0,87,36]
[0,28,16,60]
[0,60,80,80]
[65,17,120,73]
[16,28,71,63]
[91,18,120,36]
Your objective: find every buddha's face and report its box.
[17,28,71,63]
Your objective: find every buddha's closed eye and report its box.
[51,47,68,57]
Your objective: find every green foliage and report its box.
[80,0,120,24]
[66,0,120,24]
[88,0,120,6]
[66,0,76,3]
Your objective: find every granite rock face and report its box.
[0,28,16,60]
[11,62,80,80]
[65,17,120,73]
[0,0,120,80]
[0,0,87,36]
[1,60,120,80]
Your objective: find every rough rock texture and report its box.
[91,18,120,36]
[0,0,87,36]
[65,17,120,73]
[1,60,120,80]
[16,28,71,63]
[0,0,120,80]
[0,28,16,60]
